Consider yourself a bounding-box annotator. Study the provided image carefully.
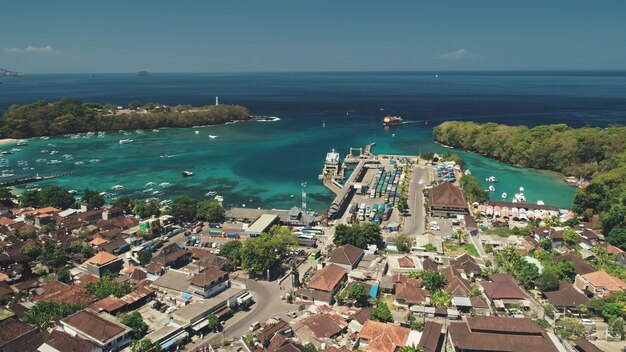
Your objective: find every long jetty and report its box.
[0,172,73,186]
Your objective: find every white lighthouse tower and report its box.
[215,96,219,106]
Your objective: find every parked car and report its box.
[250,322,260,331]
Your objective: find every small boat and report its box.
[89,159,101,163]
[16,139,28,146]
[68,190,77,195]
[111,185,124,190]
[41,149,49,153]
[36,158,47,163]
[0,151,12,155]
[159,182,171,187]
[123,132,131,136]
[98,132,106,138]
[135,130,144,134]
[143,188,153,193]
[489,185,495,192]
[537,200,545,205]
[205,191,218,197]
[195,131,200,134]
[119,139,134,144]
[63,154,73,160]
[181,171,194,177]
[486,176,497,182]
[159,199,172,206]
[145,182,156,187]
[39,136,50,140]
[50,150,58,155]
[152,190,164,196]
[74,161,84,165]
[322,120,326,128]
[48,160,62,164]
[208,135,218,139]
[464,169,472,176]
[501,193,507,199]
[512,198,519,203]
[519,186,525,192]
[152,129,160,132]
[70,134,81,139]
[383,115,403,126]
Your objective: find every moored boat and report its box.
[382,115,403,126]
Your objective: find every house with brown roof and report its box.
[82,251,124,278]
[428,182,468,217]
[150,243,192,269]
[358,320,421,352]
[394,283,429,307]
[449,254,482,277]
[256,320,293,348]
[0,317,39,352]
[447,316,561,352]
[327,244,364,271]
[419,321,443,352]
[572,339,603,352]
[296,264,347,304]
[189,267,229,298]
[575,270,626,299]
[480,274,528,309]
[544,280,589,314]
[292,305,348,348]
[38,330,99,352]
[387,254,422,275]
[442,267,490,315]
[60,310,132,352]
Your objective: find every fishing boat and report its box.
[16,139,28,146]
[119,139,134,144]
[205,191,218,197]
[152,129,160,132]
[486,176,498,182]
[195,131,200,134]
[50,150,59,155]
[152,190,164,196]
[98,132,106,138]
[74,161,84,165]
[159,182,171,187]
[382,115,403,126]
[48,160,62,164]
[111,185,124,190]
[143,188,153,193]
[40,136,50,140]
[36,158,47,163]
[537,200,545,205]
[208,135,218,139]
[519,186,525,192]
[489,185,495,192]
[181,171,194,177]
[145,182,156,187]
[89,159,101,163]
[501,193,507,199]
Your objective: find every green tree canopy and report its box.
[460,174,490,204]
[134,200,161,219]
[219,240,243,266]
[130,338,161,352]
[24,301,85,329]
[119,311,149,340]
[554,318,586,340]
[136,250,152,266]
[82,189,105,208]
[196,199,225,222]
[240,226,296,276]
[86,273,133,299]
[536,268,560,292]
[395,234,412,253]
[421,270,448,292]
[333,223,383,249]
[371,301,393,322]
[168,195,198,221]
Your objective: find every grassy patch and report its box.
[485,227,513,238]
[444,243,479,257]
[0,308,14,321]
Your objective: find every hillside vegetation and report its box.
[0,99,250,138]
[434,121,626,248]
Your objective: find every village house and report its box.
[327,244,365,271]
[428,182,469,217]
[60,310,132,352]
[81,251,124,278]
[575,270,626,299]
[357,320,422,352]
[296,264,347,304]
[544,280,589,315]
[447,316,561,352]
[480,274,529,310]
[150,243,192,269]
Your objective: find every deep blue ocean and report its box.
[1,71,625,211]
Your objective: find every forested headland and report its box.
[0,99,250,139]
[433,121,626,248]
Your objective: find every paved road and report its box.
[184,279,295,350]
[403,165,430,236]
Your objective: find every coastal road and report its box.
[403,165,430,236]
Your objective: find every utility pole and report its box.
[301,181,307,211]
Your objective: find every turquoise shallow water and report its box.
[2,71,621,211]
[2,119,575,211]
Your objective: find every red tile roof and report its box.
[581,270,626,292]
[83,251,119,267]
[190,267,227,287]
[358,320,410,352]
[61,310,128,343]
[428,182,468,210]
[307,264,347,292]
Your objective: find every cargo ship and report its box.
[383,115,403,126]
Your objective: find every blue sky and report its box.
[2,1,625,73]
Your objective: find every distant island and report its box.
[0,99,250,139]
[0,68,24,76]
[137,71,151,76]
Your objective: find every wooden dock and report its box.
[0,172,74,186]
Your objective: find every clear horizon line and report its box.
[7,68,626,75]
